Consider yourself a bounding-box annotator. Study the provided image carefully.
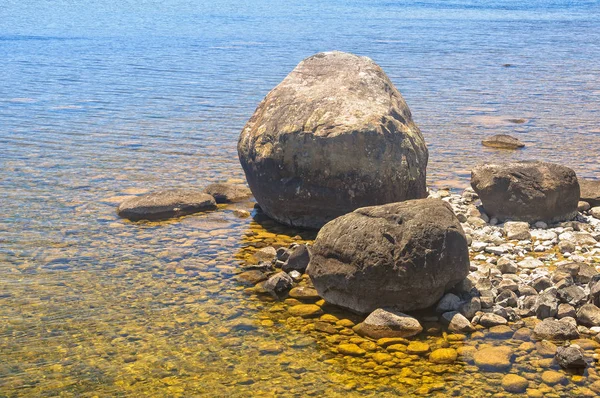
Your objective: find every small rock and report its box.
[504,221,531,240]
[518,257,544,270]
[406,341,430,355]
[436,293,462,313]
[541,370,567,386]
[473,346,513,371]
[534,318,580,340]
[337,343,366,356]
[281,244,310,273]
[578,201,591,212]
[481,134,525,149]
[429,348,457,364]
[353,308,423,339]
[497,257,518,274]
[441,311,475,333]
[288,304,323,318]
[591,207,600,219]
[288,286,320,301]
[555,345,586,369]
[535,340,557,357]
[263,272,293,297]
[479,313,508,327]
[203,182,252,203]
[557,303,576,319]
[577,304,600,327]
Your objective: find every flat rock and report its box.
[203,182,252,203]
[117,190,216,221]
[501,374,529,393]
[482,134,525,149]
[429,348,457,364]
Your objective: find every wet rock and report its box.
[353,308,423,339]
[579,179,600,207]
[555,345,586,369]
[470,161,579,223]
[576,304,600,327]
[513,327,533,341]
[406,341,430,355]
[307,199,469,313]
[533,318,580,340]
[481,134,525,150]
[479,313,508,327]
[263,272,294,297]
[236,270,268,285]
[504,221,531,241]
[535,340,557,357]
[501,374,529,393]
[238,51,428,229]
[288,286,320,301]
[203,183,252,203]
[287,304,323,318]
[441,311,475,333]
[337,343,366,356]
[488,325,513,338]
[473,346,513,371]
[254,246,277,262]
[117,190,216,221]
[429,348,457,364]
[281,244,310,273]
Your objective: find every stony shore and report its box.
[237,186,600,396]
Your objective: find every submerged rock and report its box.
[237,51,428,229]
[501,374,529,393]
[481,134,525,149]
[470,161,580,223]
[473,346,513,371]
[117,189,216,221]
[307,199,469,313]
[353,308,423,339]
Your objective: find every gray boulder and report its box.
[117,189,216,221]
[470,161,580,223]
[353,308,423,339]
[481,134,525,149]
[237,51,429,229]
[307,198,469,313]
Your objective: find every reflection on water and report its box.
[2,0,600,396]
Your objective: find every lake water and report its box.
[2,0,600,396]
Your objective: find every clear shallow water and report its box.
[2,0,600,396]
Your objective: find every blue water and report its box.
[2,1,600,396]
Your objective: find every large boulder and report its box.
[117,190,216,221]
[306,198,469,314]
[471,161,579,223]
[579,179,600,207]
[237,51,428,229]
